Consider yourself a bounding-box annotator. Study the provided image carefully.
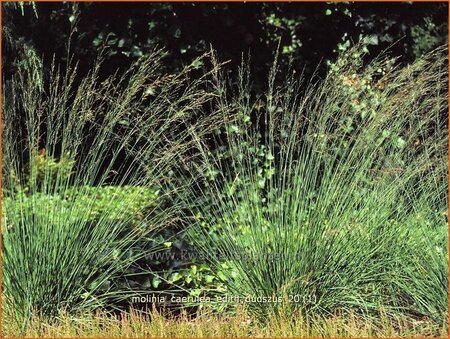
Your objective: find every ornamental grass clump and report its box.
[185,46,448,323]
[2,48,222,323]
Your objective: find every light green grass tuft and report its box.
[1,49,222,324]
[184,46,448,322]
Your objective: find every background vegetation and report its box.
[3,2,448,84]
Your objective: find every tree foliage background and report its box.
[3,2,448,89]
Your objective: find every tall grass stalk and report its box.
[1,49,222,323]
[184,46,448,322]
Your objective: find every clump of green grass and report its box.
[1,48,222,324]
[184,45,448,323]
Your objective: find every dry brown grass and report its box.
[3,307,447,338]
